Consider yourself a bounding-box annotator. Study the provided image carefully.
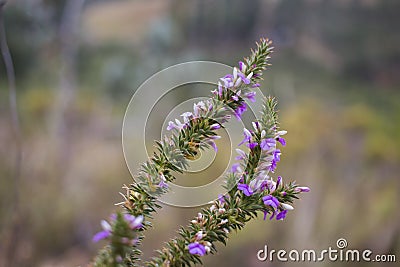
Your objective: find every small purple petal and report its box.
[276,210,288,220]
[218,194,226,204]
[92,230,111,242]
[262,195,280,209]
[246,142,258,150]
[237,183,254,196]
[237,72,252,84]
[260,181,269,191]
[260,138,275,151]
[238,127,252,146]
[245,91,256,102]
[295,186,310,193]
[167,121,176,131]
[159,180,168,188]
[239,61,246,72]
[210,123,221,130]
[269,160,277,173]
[231,163,241,173]
[277,137,286,146]
[188,242,206,256]
[234,103,247,120]
[276,176,282,188]
[124,214,143,230]
[274,149,281,161]
[218,82,223,97]
[210,141,218,152]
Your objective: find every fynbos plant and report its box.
[91,38,309,267]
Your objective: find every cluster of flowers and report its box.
[165,61,261,159]
[186,195,229,256]
[185,97,310,258]
[93,213,143,243]
[215,63,259,119]
[91,38,310,267]
[92,51,267,264]
[166,99,222,153]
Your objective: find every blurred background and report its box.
[0,0,399,266]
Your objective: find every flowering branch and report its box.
[146,97,309,266]
[91,39,274,266]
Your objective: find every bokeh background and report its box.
[0,0,399,266]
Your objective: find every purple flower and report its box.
[167,119,185,131]
[193,101,206,117]
[210,123,221,130]
[276,176,282,188]
[238,128,252,146]
[181,112,193,123]
[245,91,256,102]
[247,142,258,150]
[124,214,143,230]
[237,72,253,85]
[269,160,277,173]
[195,231,205,241]
[237,183,254,196]
[263,210,268,220]
[220,76,234,88]
[188,242,206,256]
[269,149,281,172]
[232,90,241,101]
[93,220,112,242]
[234,102,247,120]
[259,180,269,191]
[260,138,275,151]
[209,135,221,140]
[295,186,310,193]
[210,141,218,152]
[218,82,223,97]
[276,210,288,220]
[262,195,280,209]
[277,137,286,146]
[208,101,213,112]
[239,61,246,72]
[158,180,168,188]
[158,174,168,188]
[235,148,246,160]
[166,121,176,131]
[231,163,242,173]
[264,179,277,192]
[274,149,281,161]
[269,211,276,220]
[218,194,226,204]
[93,229,111,242]
[224,74,234,79]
